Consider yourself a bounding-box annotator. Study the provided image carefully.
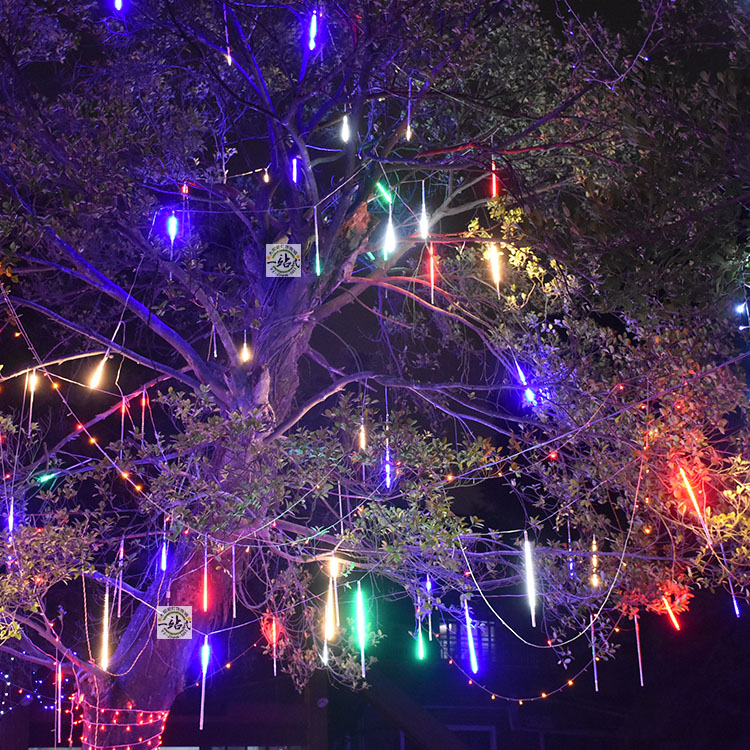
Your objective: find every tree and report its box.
[0,0,748,746]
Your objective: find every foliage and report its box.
[0,0,748,734]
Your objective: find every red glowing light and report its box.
[261,613,283,647]
[548,451,558,460]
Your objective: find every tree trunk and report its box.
[78,546,231,749]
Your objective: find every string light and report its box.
[514,361,537,404]
[101,584,110,672]
[463,598,479,674]
[223,3,232,65]
[358,420,366,451]
[406,77,413,140]
[428,243,435,305]
[375,181,392,204]
[524,531,536,628]
[678,466,711,540]
[356,580,366,678]
[314,204,321,276]
[662,596,681,630]
[308,9,318,51]
[240,331,251,363]
[425,575,433,640]
[634,613,644,687]
[416,619,425,660]
[419,181,428,240]
[114,0,122,10]
[491,158,498,197]
[591,535,600,587]
[89,356,107,390]
[199,635,209,730]
[591,615,599,692]
[263,167,270,183]
[202,544,208,613]
[487,243,501,298]
[27,369,37,393]
[341,114,350,143]
[383,203,396,261]
[291,157,298,184]
[117,536,125,617]
[167,212,178,246]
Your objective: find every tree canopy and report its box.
[0,0,749,745]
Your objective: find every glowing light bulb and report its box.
[101,586,110,671]
[384,441,392,489]
[201,635,210,673]
[240,333,252,363]
[515,361,537,404]
[114,0,122,10]
[89,357,107,390]
[524,531,536,628]
[27,370,38,393]
[463,599,479,674]
[263,168,270,183]
[735,302,746,314]
[383,207,396,261]
[225,47,232,66]
[324,577,335,642]
[291,157,298,184]
[308,10,318,51]
[202,545,208,613]
[416,622,425,660]
[356,580,367,677]
[591,535,600,587]
[358,421,366,450]
[160,538,167,572]
[662,596,681,630]
[419,182,429,240]
[341,114,350,143]
[376,182,392,204]
[488,243,501,298]
[167,213,178,246]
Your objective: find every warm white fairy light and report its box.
[591,535,600,587]
[341,114,350,143]
[27,369,38,393]
[358,420,366,450]
[488,243,501,298]
[524,530,536,628]
[263,167,270,183]
[240,331,251,363]
[89,355,108,390]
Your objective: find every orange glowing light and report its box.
[662,596,681,630]
[678,466,703,519]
